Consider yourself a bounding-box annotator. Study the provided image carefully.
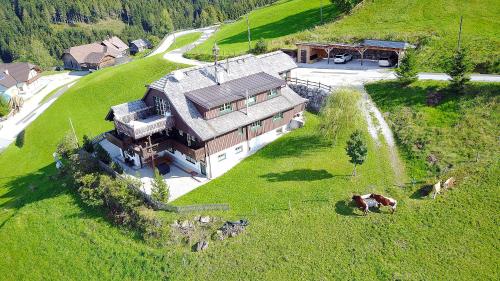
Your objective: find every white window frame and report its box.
[251,120,262,130]
[219,103,232,114]
[235,146,243,154]
[245,94,256,105]
[268,88,278,99]
[273,112,284,121]
[218,153,227,162]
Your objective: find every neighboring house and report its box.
[102,36,129,57]
[0,63,42,99]
[62,36,129,70]
[104,51,307,179]
[130,39,152,54]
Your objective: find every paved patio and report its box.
[99,139,210,202]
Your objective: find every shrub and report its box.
[445,48,473,94]
[76,173,104,207]
[95,143,112,164]
[345,130,367,176]
[252,39,268,55]
[395,49,418,85]
[151,168,169,203]
[0,96,10,117]
[111,161,124,174]
[320,89,362,144]
[56,131,78,159]
[82,135,94,153]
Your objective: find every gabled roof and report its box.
[0,62,41,88]
[144,51,306,141]
[131,39,151,49]
[102,36,129,53]
[185,72,285,110]
[64,43,118,64]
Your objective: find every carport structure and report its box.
[296,40,414,66]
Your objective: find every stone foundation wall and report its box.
[289,84,329,113]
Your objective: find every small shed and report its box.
[296,39,414,65]
[130,39,152,54]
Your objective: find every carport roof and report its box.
[362,40,413,50]
[296,40,414,51]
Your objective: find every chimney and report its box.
[214,66,220,85]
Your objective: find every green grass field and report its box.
[280,0,500,72]
[186,0,339,60]
[167,32,202,52]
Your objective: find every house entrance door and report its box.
[300,50,307,63]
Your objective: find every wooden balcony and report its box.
[115,114,174,140]
[139,138,206,162]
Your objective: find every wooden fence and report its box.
[286,77,332,92]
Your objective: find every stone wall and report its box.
[289,84,330,113]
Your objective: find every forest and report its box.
[0,0,277,68]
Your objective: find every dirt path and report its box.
[357,85,405,186]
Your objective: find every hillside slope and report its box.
[277,0,500,72]
[186,0,339,60]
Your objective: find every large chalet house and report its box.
[0,62,42,99]
[104,51,307,179]
[62,36,129,71]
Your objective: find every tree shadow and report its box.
[257,134,330,159]
[260,169,333,182]
[410,184,433,200]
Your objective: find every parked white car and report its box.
[378,57,394,67]
[334,53,353,64]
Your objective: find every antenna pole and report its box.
[246,90,249,116]
[247,14,251,52]
[457,16,463,51]
[69,118,79,148]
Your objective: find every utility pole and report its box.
[457,16,463,51]
[246,14,251,52]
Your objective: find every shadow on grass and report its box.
[410,184,433,200]
[258,134,329,159]
[334,200,358,217]
[260,169,333,182]
[219,5,339,45]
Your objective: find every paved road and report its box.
[148,25,218,58]
[293,59,500,87]
[163,26,218,66]
[0,72,85,152]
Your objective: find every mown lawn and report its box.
[186,0,339,60]
[167,32,202,52]
[278,0,500,73]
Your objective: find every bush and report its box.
[395,49,418,85]
[151,168,169,203]
[320,89,362,144]
[56,131,78,159]
[252,39,268,54]
[95,143,112,164]
[111,161,124,174]
[0,96,10,117]
[445,48,473,94]
[82,135,94,153]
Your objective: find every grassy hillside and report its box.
[278,0,500,73]
[167,32,203,52]
[186,0,339,60]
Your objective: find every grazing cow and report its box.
[352,195,369,215]
[432,181,442,199]
[443,177,456,189]
[370,194,398,213]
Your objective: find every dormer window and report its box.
[219,102,232,115]
[268,88,278,99]
[154,96,170,116]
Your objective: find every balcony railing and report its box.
[115,114,174,140]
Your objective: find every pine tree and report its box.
[151,169,169,203]
[446,48,473,94]
[395,49,418,85]
[345,130,367,176]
